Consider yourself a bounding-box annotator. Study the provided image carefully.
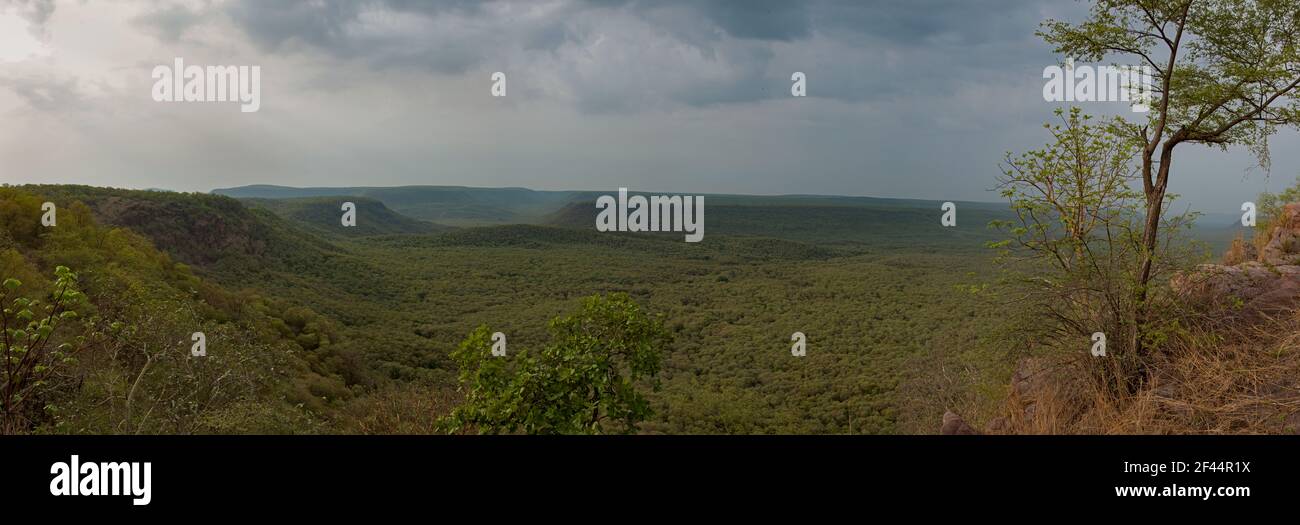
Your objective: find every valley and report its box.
[0,184,1241,434]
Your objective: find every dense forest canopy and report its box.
[0,184,1031,434]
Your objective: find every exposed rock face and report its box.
[1171,203,1300,317]
[940,410,981,435]
[1171,262,1300,311]
[1261,203,1300,265]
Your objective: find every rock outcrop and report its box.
[943,204,1300,434]
[940,411,981,435]
[1171,203,1300,317]
[1260,203,1300,264]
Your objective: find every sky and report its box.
[0,0,1297,214]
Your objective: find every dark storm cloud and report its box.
[219,0,800,55]
[814,0,1042,45]
[0,72,85,112]
[14,0,53,23]
[130,3,208,42]
[224,0,486,51]
[216,1,514,75]
[637,0,812,41]
[4,0,55,32]
[120,0,1084,112]
[225,0,366,52]
[523,18,575,51]
[5,0,1284,213]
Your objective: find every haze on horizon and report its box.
[1,0,1298,214]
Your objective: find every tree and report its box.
[1254,175,1300,230]
[1,266,92,433]
[993,108,1197,393]
[441,293,669,435]
[1041,0,1300,349]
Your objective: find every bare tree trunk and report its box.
[1133,141,1175,358]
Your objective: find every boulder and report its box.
[940,410,981,435]
[1171,262,1300,304]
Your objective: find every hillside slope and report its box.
[0,186,361,433]
[213,184,581,226]
[242,196,455,236]
[25,185,340,273]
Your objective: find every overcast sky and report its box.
[1,0,1297,213]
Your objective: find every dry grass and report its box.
[1222,233,1255,265]
[1004,310,1300,434]
[338,382,461,434]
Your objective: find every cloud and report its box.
[3,0,55,32]
[0,70,86,112]
[130,2,207,42]
[620,0,812,42]
[5,0,1288,215]
[113,0,1083,114]
[244,1,1074,112]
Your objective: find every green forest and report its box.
[1,183,1052,434]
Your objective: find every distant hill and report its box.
[212,185,582,226]
[27,185,321,269]
[18,186,387,291]
[242,196,455,236]
[214,184,1020,247]
[213,184,1246,252]
[545,198,1013,250]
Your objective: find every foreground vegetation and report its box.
[947,0,1300,435]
